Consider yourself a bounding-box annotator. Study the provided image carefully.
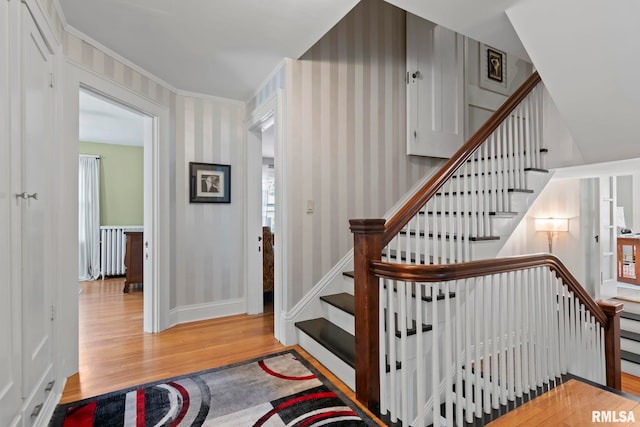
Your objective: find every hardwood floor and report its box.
[61,278,640,426]
[60,278,384,425]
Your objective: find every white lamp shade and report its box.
[535,218,568,232]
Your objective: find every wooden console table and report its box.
[617,236,640,285]
[123,231,143,293]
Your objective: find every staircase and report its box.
[295,72,551,392]
[293,71,623,426]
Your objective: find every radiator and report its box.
[100,226,144,278]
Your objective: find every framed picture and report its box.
[487,48,504,82]
[189,162,231,203]
[479,43,508,95]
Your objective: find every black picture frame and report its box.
[487,48,504,83]
[189,162,231,203]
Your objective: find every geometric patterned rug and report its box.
[49,350,378,426]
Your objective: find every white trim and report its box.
[64,61,171,333]
[64,58,168,108]
[168,299,246,326]
[22,0,61,46]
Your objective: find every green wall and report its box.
[80,142,143,226]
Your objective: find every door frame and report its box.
[246,90,286,341]
[63,63,171,333]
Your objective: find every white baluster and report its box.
[499,273,508,406]
[415,281,425,427]
[399,280,409,424]
[464,279,473,423]
[514,270,523,398]
[474,277,482,418]
[432,283,441,427]
[455,279,464,425]
[491,274,500,410]
[483,275,491,414]
[388,279,398,422]
[379,281,388,416]
[522,268,531,392]
[444,282,453,425]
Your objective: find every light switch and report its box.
[306,200,314,214]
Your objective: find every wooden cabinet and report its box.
[617,237,640,285]
[124,231,144,293]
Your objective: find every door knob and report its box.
[15,192,38,201]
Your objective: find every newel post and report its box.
[350,218,385,412]
[598,299,624,390]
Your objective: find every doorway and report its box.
[65,63,171,334]
[78,88,146,288]
[247,91,284,341]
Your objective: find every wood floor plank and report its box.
[60,278,384,425]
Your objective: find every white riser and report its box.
[622,359,640,377]
[621,318,640,334]
[324,303,354,335]
[621,337,640,355]
[296,329,355,390]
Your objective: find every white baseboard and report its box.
[169,298,245,327]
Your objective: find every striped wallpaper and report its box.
[63,26,247,312]
[284,0,440,307]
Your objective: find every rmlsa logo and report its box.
[592,410,636,423]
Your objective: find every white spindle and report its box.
[444,283,453,425]
[379,282,388,417]
[415,281,425,427]
[464,279,473,423]
[483,275,491,414]
[432,283,441,427]
[455,279,463,425]
[514,270,523,398]
[522,269,531,392]
[387,279,397,423]
[491,274,500,410]
[474,279,482,418]
[499,273,508,406]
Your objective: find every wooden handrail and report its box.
[383,71,542,246]
[371,253,606,325]
[370,253,623,390]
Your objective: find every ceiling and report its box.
[79,89,145,146]
[61,0,640,166]
[58,0,528,102]
[59,0,360,101]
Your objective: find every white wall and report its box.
[499,179,594,291]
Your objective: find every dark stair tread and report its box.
[466,148,548,163]
[423,211,518,217]
[320,293,355,316]
[295,318,355,368]
[389,312,432,338]
[622,311,640,322]
[399,230,500,241]
[622,350,640,365]
[343,271,354,279]
[450,168,549,179]
[436,188,534,196]
[621,330,640,343]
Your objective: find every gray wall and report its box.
[283,0,440,307]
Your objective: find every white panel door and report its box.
[599,176,617,299]
[406,14,464,158]
[20,3,55,405]
[0,0,22,425]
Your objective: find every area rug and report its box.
[49,350,377,426]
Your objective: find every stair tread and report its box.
[343,271,354,279]
[621,329,640,343]
[320,293,355,316]
[622,350,640,365]
[467,148,548,163]
[398,230,500,241]
[423,211,518,217]
[622,311,640,322]
[450,167,549,178]
[436,188,534,196]
[295,318,355,368]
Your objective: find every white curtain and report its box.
[79,155,100,280]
